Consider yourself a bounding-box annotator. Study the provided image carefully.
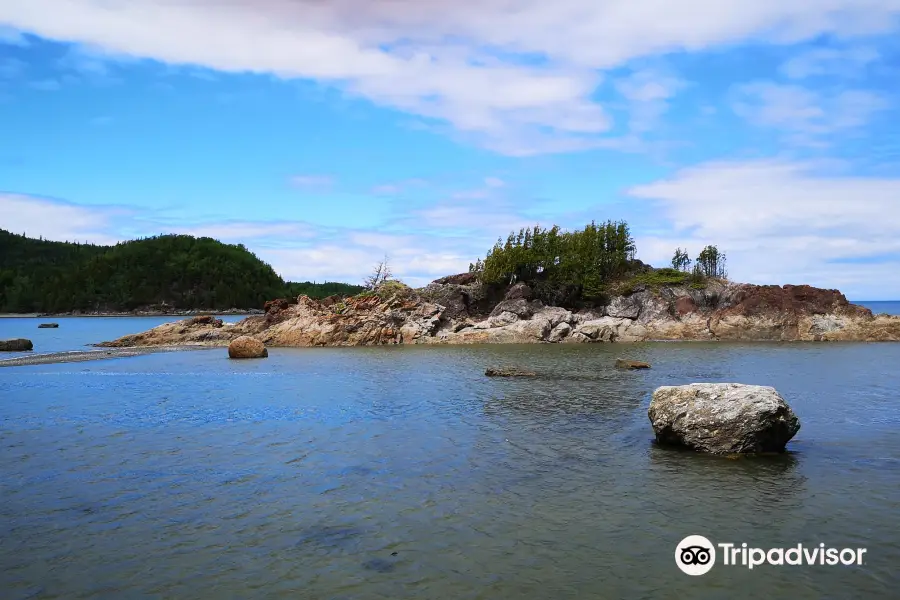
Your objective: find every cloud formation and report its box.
[731,82,890,146]
[3,0,900,154]
[0,192,131,245]
[627,159,900,297]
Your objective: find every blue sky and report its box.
[1,1,900,298]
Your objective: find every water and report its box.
[2,319,899,599]
[855,301,900,316]
[0,316,245,358]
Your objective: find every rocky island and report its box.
[98,275,900,348]
[93,220,900,348]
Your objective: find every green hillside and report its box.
[0,230,363,313]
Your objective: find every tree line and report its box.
[468,219,727,302]
[0,230,363,313]
[468,220,636,299]
[671,245,727,279]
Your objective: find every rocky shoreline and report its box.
[97,276,900,348]
[32,308,265,318]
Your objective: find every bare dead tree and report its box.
[364,255,392,290]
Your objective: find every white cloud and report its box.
[731,81,890,145]
[168,221,316,242]
[1,192,488,287]
[614,69,686,133]
[258,238,474,287]
[780,46,881,79]
[0,193,128,245]
[627,159,900,297]
[4,0,900,153]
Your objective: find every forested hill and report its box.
[0,230,363,313]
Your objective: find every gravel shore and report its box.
[0,345,214,367]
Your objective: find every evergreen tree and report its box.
[671,248,691,271]
[695,245,727,279]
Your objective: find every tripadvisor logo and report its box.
[675,535,867,576]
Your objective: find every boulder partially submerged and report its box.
[648,383,800,454]
[228,336,268,359]
[0,338,33,352]
[616,358,651,369]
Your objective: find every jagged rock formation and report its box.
[98,276,900,348]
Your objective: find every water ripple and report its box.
[2,342,900,598]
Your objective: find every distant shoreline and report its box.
[0,310,263,319]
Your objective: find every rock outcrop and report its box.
[228,336,268,359]
[98,278,900,348]
[648,383,801,454]
[0,338,34,351]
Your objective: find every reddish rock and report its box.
[189,315,223,327]
[264,298,291,313]
[720,284,871,319]
[675,296,697,316]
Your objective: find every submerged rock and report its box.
[0,338,33,351]
[648,383,800,454]
[485,366,537,377]
[228,336,268,359]
[615,358,651,369]
[38,323,59,328]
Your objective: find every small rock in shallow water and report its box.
[615,358,651,369]
[227,336,268,359]
[485,366,537,377]
[648,383,801,455]
[0,338,33,352]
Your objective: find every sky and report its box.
[1,1,899,299]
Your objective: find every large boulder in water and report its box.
[648,383,800,454]
[228,336,268,359]
[0,338,34,351]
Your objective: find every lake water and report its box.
[2,317,899,599]
[854,301,900,316]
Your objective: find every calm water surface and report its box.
[2,318,899,599]
[0,316,245,358]
[854,300,900,315]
